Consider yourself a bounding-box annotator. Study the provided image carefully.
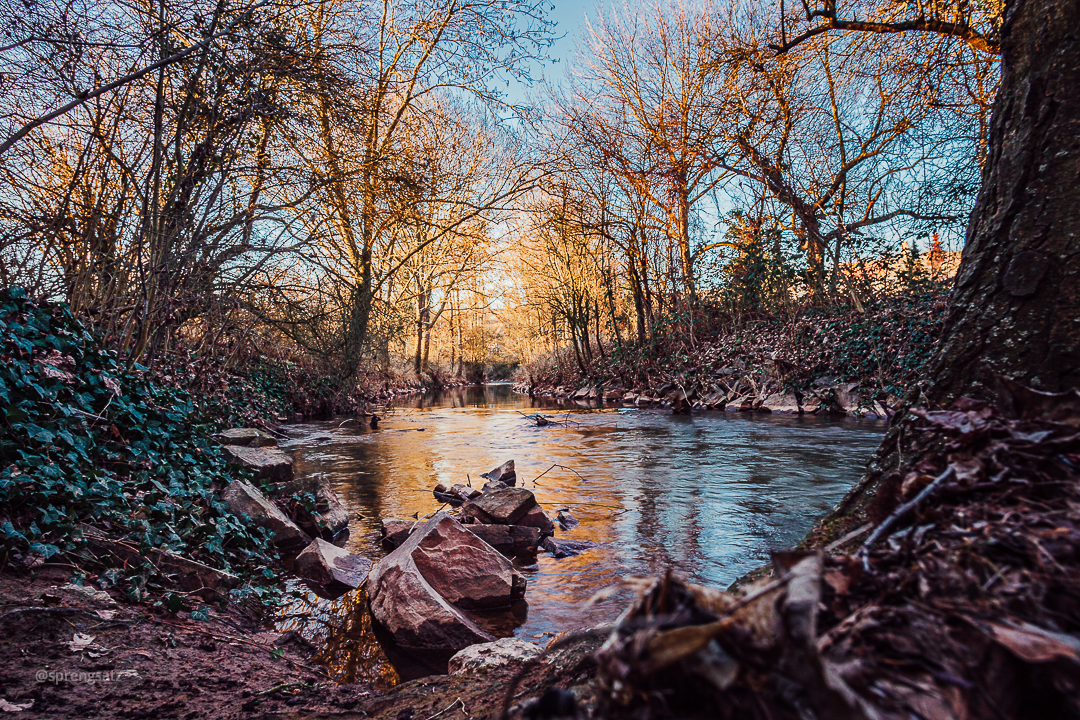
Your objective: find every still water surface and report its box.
[274,384,884,683]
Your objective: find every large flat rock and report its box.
[367,513,526,653]
[448,637,541,675]
[222,445,293,482]
[465,524,541,555]
[223,479,310,549]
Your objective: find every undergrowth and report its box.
[0,288,280,604]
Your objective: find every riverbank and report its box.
[518,290,948,419]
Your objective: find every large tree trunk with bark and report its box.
[925,0,1080,404]
[825,0,1080,529]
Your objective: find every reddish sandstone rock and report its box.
[367,513,526,653]
[223,480,310,549]
[221,445,293,482]
[464,488,537,525]
[294,538,371,589]
[482,459,517,487]
[515,504,555,538]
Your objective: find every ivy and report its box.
[0,287,279,601]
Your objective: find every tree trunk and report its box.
[924,0,1080,404]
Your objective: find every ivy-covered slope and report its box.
[0,288,277,600]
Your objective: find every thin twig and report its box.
[858,466,955,571]
[424,698,465,720]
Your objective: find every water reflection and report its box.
[274,383,885,682]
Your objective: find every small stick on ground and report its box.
[858,466,955,571]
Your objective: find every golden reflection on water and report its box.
[276,583,401,688]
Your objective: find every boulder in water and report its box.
[482,459,517,487]
[367,513,525,652]
[759,392,800,414]
[294,538,371,589]
[380,518,414,549]
[516,504,555,538]
[463,487,538,525]
[465,524,541,555]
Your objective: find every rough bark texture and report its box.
[926,0,1080,405]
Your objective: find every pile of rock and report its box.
[216,428,369,595]
[516,376,893,419]
[388,461,601,564]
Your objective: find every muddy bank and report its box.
[0,570,603,719]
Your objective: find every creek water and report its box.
[272,383,885,685]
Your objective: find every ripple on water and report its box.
[272,383,885,682]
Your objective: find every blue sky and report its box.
[503,1,594,106]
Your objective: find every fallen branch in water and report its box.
[516,411,579,427]
[531,463,588,485]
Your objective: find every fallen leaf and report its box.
[0,699,33,712]
[987,622,1080,663]
[94,610,116,620]
[68,633,95,652]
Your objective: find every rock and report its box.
[268,476,348,539]
[556,510,579,531]
[448,637,541,674]
[380,518,414,549]
[294,538,371,589]
[367,513,524,652]
[834,382,861,415]
[516,505,555,537]
[222,445,293,482]
[465,524,541,555]
[56,583,117,608]
[622,392,638,403]
[541,536,599,558]
[670,390,691,414]
[463,488,538,525]
[759,392,800,414]
[215,428,278,448]
[452,484,482,500]
[433,483,478,505]
[724,395,753,412]
[382,520,540,555]
[223,480,311,549]
[481,480,508,494]
[482,460,517,487]
[603,389,623,401]
[573,387,590,399]
[702,392,726,409]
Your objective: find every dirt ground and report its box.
[0,569,599,720]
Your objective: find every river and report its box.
[272,383,885,684]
